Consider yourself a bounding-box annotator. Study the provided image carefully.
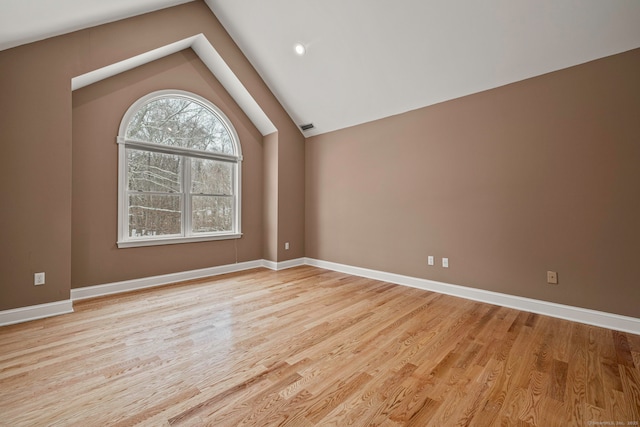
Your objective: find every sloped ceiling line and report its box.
[71,33,277,136]
[5,0,640,137]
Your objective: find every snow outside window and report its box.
[117,90,242,248]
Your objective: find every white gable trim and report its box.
[71,33,276,136]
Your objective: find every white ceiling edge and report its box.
[190,36,276,135]
[297,45,639,138]
[0,0,194,52]
[207,0,640,138]
[71,36,196,91]
[71,34,276,136]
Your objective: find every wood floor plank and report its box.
[565,323,589,425]
[1,266,639,426]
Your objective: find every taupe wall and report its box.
[72,50,263,288]
[2,0,636,319]
[278,124,306,260]
[0,1,305,310]
[263,132,279,262]
[306,48,640,318]
[0,36,72,309]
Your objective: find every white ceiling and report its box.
[0,0,192,51]
[207,0,640,136]
[2,1,640,137]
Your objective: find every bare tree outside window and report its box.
[127,150,181,237]
[191,159,233,233]
[117,91,242,248]
[126,97,234,155]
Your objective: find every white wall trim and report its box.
[263,258,306,271]
[0,300,73,327]
[71,260,264,301]
[71,258,306,302]
[71,34,276,136]
[6,258,638,334]
[71,35,196,91]
[304,258,640,335]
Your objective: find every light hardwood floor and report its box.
[1,266,639,426]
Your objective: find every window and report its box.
[117,90,242,248]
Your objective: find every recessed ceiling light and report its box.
[294,43,306,56]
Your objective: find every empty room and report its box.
[1,1,639,425]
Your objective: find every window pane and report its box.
[128,150,181,193]
[192,196,233,233]
[126,97,234,155]
[129,194,181,237]
[191,159,233,195]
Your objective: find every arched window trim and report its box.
[117,90,243,248]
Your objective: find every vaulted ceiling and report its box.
[2,0,640,136]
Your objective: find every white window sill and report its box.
[117,233,242,248]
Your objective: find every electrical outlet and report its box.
[442,258,449,268]
[34,272,45,286]
[285,242,290,250]
[428,256,434,266]
[547,271,558,284]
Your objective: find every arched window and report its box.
[117,90,242,247]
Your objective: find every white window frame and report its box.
[117,90,242,248]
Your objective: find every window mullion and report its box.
[183,156,192,237]
[122,140,238,163]
[127,190,180,196]
[232,163,237,232]
[121,145,129,240]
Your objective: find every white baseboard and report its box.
[70,258,306,301]
[71,260,265,301]
[5,258,638,334]
[0,300,73,327]
[263,257,306,271]
[304,258,640,335]
[68,257,307,302]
